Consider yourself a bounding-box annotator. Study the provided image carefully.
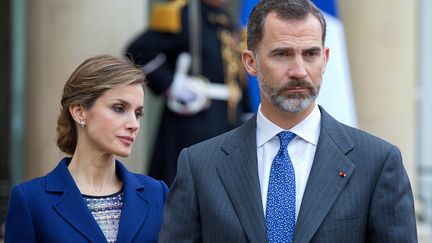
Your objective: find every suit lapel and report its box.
[294,107,356,243]
[47,158,107,242]
[48,159,150,242]
[216,116,268,243]
[54,189,107,242]
[115,161,150,243]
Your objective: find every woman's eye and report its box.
[135,110,143,119]
[113,105,125,113]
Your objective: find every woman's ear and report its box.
[242,50,258,77]
[69,104,87,126]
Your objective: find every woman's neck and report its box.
[68,152,123,196]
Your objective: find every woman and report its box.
[5,55,168,242]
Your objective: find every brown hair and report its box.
[56,55,145,155]
[247,0,326,52]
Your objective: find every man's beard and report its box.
[258,76,320,113]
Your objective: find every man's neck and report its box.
[260,102,316,130]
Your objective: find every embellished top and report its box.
[83,190,124,243]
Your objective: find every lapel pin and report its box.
[339,171,347,177]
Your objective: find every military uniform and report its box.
[126,1,250,185]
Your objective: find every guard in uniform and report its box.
[126,0,250,185]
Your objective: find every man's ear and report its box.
[322,47,330,74]
[69,104,87,125]
[242,50,258,77]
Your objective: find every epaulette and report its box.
[149,0,187,34]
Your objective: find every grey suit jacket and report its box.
[159,107,417,243]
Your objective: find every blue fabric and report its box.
[239,0,259,26]
[240,0,261,111]
[311,0,338,17]
[5,158,168,243]
[266,131,297,243]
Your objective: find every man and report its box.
[159,0,417,242]
[126,0,250,185]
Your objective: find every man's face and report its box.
[243,12,329,114]
[202,0,228,9]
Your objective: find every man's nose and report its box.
[288,57,307,80]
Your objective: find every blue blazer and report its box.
[5,157,168,243]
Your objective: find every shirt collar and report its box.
[256,104,321,147]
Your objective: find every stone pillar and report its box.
[25,0,148,178]
[339,0,417,211]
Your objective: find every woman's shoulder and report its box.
[116,161,168,195]
[13,175,46,189]
[8,175,49,202]
[129,172,168,192]
[11,158,72,194]
[124,172,169,203]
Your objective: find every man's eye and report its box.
[304,51,318,57]
[276,52,288,57]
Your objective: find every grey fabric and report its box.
[158,106,417,243]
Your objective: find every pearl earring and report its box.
[80,120,85,128]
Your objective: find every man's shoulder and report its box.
[327,121,402,168]
[182,119,253,160]
[320,106,396,149]
[189,126,240,151]
[340,122,395,148]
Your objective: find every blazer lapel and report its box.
[47,158,107,242]
[115,161,150,243]
[294,107,356,243]
[217,116,268,243]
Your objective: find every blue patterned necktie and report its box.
[266,131,297,243]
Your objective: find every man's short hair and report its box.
[247,0,327,52]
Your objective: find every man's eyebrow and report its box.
[268,47,294,55]
[267,46,322,55]
[303,46,322,52]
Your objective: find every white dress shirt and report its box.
[256,104,321,220]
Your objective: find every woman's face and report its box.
[82,84,144,157]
